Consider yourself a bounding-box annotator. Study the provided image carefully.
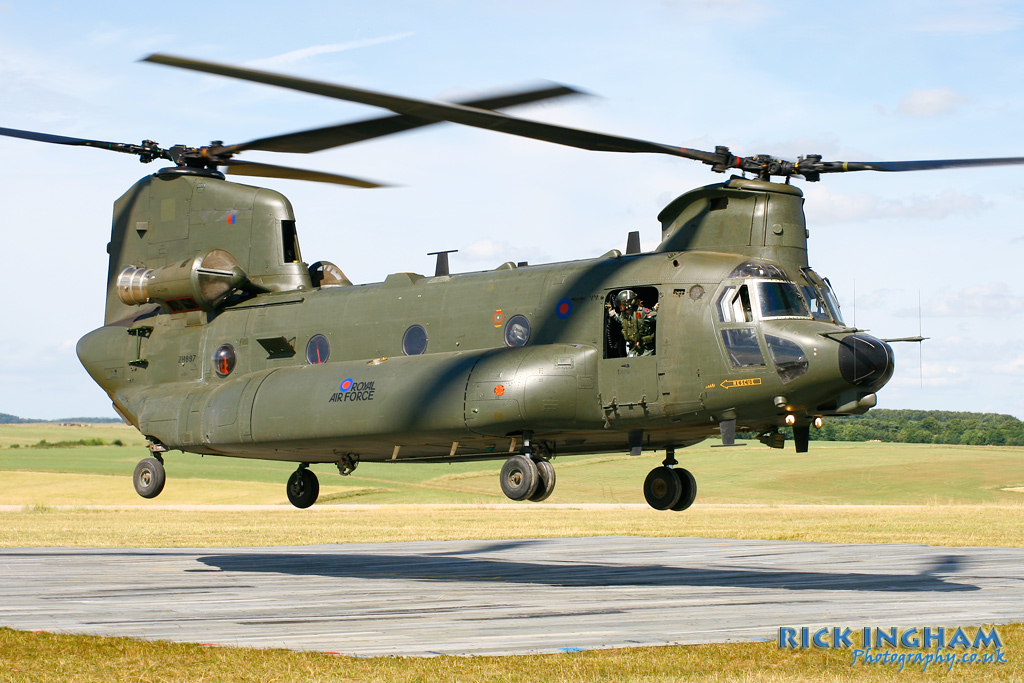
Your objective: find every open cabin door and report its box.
[598,286,661,424]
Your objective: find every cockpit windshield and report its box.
[757,281,810,319]
[718,280,812,322]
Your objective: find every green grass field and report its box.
[3,423,1024,507]
[2,423,1023,682]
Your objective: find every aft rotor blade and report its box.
[221,159,386,188]
[143,53,712,162]
[0,126,164,160]
[218,83,583,156]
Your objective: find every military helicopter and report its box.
[5,54,1022,512]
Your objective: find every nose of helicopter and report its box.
[838,334,895,390]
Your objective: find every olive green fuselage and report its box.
[76,171,887,464]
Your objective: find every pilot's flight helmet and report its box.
[616,289,638,310]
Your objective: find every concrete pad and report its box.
[1,536,1022,656]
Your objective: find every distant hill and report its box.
[0,413,122,425]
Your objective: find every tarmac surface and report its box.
[2,536,1023,656]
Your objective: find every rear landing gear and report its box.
[287,464,319,509]
[643,447,697,511]
[530,458,556,502]
[133,456,165,499]
[499,450,557,502]
[500,455,538,500]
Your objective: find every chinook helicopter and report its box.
[5,54,1023,512]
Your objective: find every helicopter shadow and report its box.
[196,541,978,593]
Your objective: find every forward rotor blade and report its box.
[217,83,583,156]
[143,53,709,161]
[822,157,1024,173]
[221,159,386,188]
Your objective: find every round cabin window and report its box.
[212,344,236,377]
[504,315,531,347]
[403,324,428,355]
[306,334,330,364]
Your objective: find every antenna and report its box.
[918,290,924,389]
[625,231,641,255]
[428,250,458,277]
[852,279,857,328]
[881,290,929,370]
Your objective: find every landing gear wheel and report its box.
[133,457,166,499]
[670,468,697,511]
[643,466,681,510]
[287,467,320,509]
[529,459,556,502]
[500,455,539,501]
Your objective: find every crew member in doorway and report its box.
[607,289,658,356]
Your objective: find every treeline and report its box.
[0,413,121,424]
[747,409,1024,446]
[9,438,125,449]
[0,413,42,424]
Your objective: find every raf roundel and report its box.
[556,297,573,319]
[339,378,354,393]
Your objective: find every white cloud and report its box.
[245,34,415,70]
[463,239,516,263]
[920,361,964,387]
[912,0,1023,34]
[658,0,776,24]
[806,186,989,224]
[0,45,115,111]
[897,88,970,117]
[925,283,1024,317]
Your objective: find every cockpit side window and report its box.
[721,328,765,367]
[800,267,845,324]
[717,285,753,323]
[801,285,832,320]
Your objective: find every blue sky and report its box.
[1,0,1022,419]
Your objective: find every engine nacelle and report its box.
[116,249,247,312]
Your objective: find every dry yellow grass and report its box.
[0,471,368,506]
[1,624,1019,682]
[2,502,1023,548]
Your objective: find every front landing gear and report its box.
[287,464,319,509]
[643,447,697,511]
[133,456,165,499]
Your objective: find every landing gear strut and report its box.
[643,447,697,511]
[287,464,319,509]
